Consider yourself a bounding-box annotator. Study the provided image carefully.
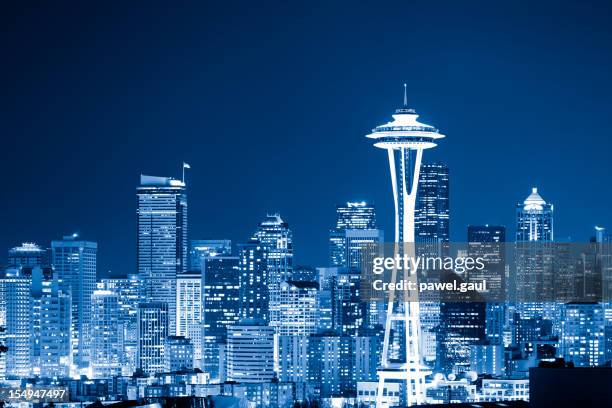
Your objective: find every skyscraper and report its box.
[137,174,188,335]
[0,269,32,378]
[415,163,450,243]
[51,234,97,369]
[226,320,275,383]
[330,202,377,267]
[137,302,169,375]
[253,214,293,332]
[238,240,269,322]
[91,289,122,378]
[202,255,240,380]
[516,188,553,242]
[515,188,554,318]
[176,272,202,338]
[366,86,444,406]
[8,242,48,269]
[560,302,605,367]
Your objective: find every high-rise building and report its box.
[91,290,122,378]
[226,320,275,383]
[307,332,355,398]
[39,274,71,378]
[164,336,194,372]
[8,243,48,269]
[515,188,554,319]
[330,202,377,267]
[137,175,188,335]
[335,268,365,336]
[278,335,309,383]
[99,275,144,375]
[253,214,293,332]
[560,302,605,367]
[277,281,319,336]
[51,234,97,369]
[189,239,232,272]
[516,188,553,242]
[467,225,506,300]
[202,256,240,380]
[137,302,169,375]
[366,86,445,405]
[415,163,450,243]
[0,269,32,378]
[176,272,202,337]
[238,240,268,322]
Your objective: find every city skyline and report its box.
[3,1,612,276]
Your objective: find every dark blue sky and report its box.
[2,1,611,276]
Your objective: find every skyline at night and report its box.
[3,1,612,276]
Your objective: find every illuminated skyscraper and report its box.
[137,174,188,335]
[415,163,449,243]
[91,290,122,377]
[137,302,169,375]
[8,242,48,269]
[176,272,202,338]
[515,188,554,319]
[330,202,377,267]
[366,85,444,406]
[253,214,293,332]
[51,234,97,369]
[202,255,240,380]
[238,240,269,322]
[226,320,275,383]
[0,269,32,378]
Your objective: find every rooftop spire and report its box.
[403,83,407,107]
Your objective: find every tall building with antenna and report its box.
[366,85,445,406]
[137,173,188,335]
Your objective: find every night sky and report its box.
[2,1,612,277]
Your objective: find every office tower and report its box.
[335,268,365,336]
[238,240,268,322]
[8,242,48,269]
[560,302,605,367]
[99,275,144,375]
[277,281,319,336]
[164,336,194,372]
[467,225,506,300]
[344,229,385,270]
[278,335,309,382]
[176,272,202,337]
[39,275,71,377]
[366,86,444,406]
[91,289,122,378]
[330,202,377,267]
[18,265,53,376]
[0,269,32,378]
[307,332,355,398]
[469,344,504,376]
[515,188,554,319]
[516,188,553,242]
[137,174,188,335]
[317,267,338,331]
[226,320,275,383]
[137,302,169,375]
[415,162,450,243]
[253,214,293,332]
[355,331,383,382]
[202,256,240,380]
[437,301,486,374]
[51,234,97,369]
[189,239,232,272]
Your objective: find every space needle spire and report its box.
[366,86,445,406]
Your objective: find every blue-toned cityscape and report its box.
[1,94,612,408]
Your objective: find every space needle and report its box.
[366,84,445,406]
